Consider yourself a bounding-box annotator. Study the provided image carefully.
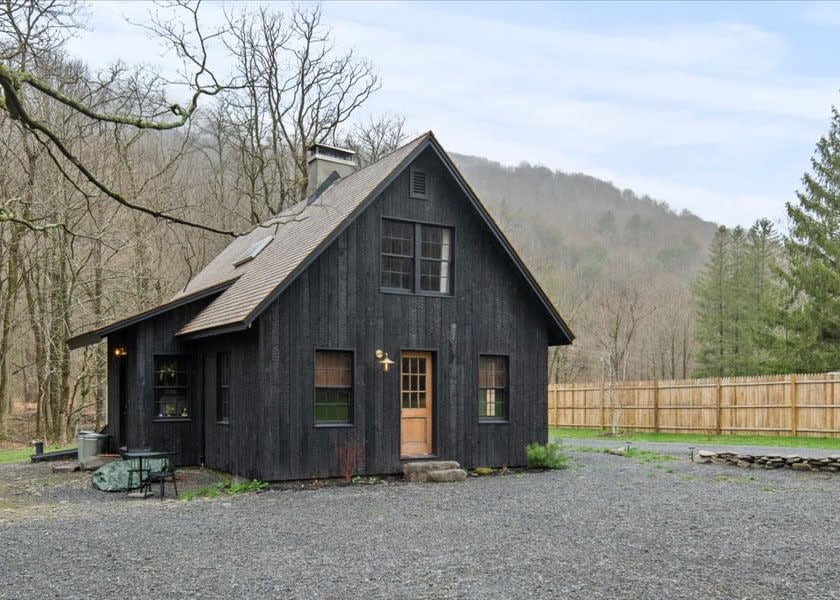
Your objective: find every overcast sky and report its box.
[67,1,840,228]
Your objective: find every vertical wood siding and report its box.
[253,147,551,479]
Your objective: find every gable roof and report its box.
[69,131,573,348]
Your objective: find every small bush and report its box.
[474,467,495,476]
[337,442,364,482]
[526,443,569,470]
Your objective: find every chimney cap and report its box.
[307,143,356,166]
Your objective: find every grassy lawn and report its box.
[550,427,840,450]
[0,446,67,465]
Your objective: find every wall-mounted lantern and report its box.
[113,346,128,357]
[374,349,395,373]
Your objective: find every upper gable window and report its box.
[409,168,429,200]
[233,236,273,267]
[381,219,452,295]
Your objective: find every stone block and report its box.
[403,460,461,482]
[52,461,79,473]
[427,468,467,483]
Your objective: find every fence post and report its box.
[547,386,553,427]
[599,377,605,431]
[790,374,798,437]
[715,378,722,435]
[653,379,659,433]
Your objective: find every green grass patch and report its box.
[550,428,840,449]
[180,478,267,501]
[0,446,67,465]
[625,448,676,464]
[568,446,603,454]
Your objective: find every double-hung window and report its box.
[479,355,508,421]
[381,219,452,294]
[315,350,353,425]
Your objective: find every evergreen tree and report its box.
[694,226,731,376]
[744,219,785,373]
[780,104,840,372]
[694,221,785,376]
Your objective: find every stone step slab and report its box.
[427,468,468,483]
[403,460,462,482]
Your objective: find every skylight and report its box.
[233,236,273,267]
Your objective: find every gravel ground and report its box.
[2,449,840,599]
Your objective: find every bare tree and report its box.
[0,0,236,235]
[593,284,655,434]
[345,113,407,167]
[219,4,379,223]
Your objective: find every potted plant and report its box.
[158,361,179,385]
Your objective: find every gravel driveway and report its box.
[2,448,840,599]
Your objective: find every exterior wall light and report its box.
[374,349,395,373]
[114,346,128,357]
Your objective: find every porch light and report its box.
[374,349,395,373]
[114,346,128,357]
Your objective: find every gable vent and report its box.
[410,168,429,200]
[233,236,273,267]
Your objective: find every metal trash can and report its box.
[77,431,109,461]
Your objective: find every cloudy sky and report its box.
[67,1,840,228]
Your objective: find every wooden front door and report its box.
[401,352,433,457]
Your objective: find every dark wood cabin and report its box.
[69,132,574,480]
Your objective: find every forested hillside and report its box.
[453,154,718,383]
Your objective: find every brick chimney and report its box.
[306,143,356,197]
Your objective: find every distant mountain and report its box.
[452,153,717,281]
[451,153,719,381]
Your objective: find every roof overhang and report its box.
[67,281,233,349]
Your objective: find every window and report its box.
[315,351,353,425]
[381,220,414,291]
[381,219,452,294]
[479,356,508,421]
[420,225,451,293]
[154,356,189,418]
[410,168,429,200]
[217,352,230,423]
[233,236,272,267]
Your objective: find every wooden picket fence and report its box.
[548,373,840,437]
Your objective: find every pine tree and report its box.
[694,226,731,376]
[744,219,784,373]
[694,221,785,376]
[781,104,840,372]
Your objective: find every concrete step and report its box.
[403,460,466,482]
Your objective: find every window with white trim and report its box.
[381,219,452,294]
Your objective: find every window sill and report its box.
[216,420,229,426]
[153,417,191,423]
[479,419,509,425]
[314,423,354,429]
[380,288,453,298]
